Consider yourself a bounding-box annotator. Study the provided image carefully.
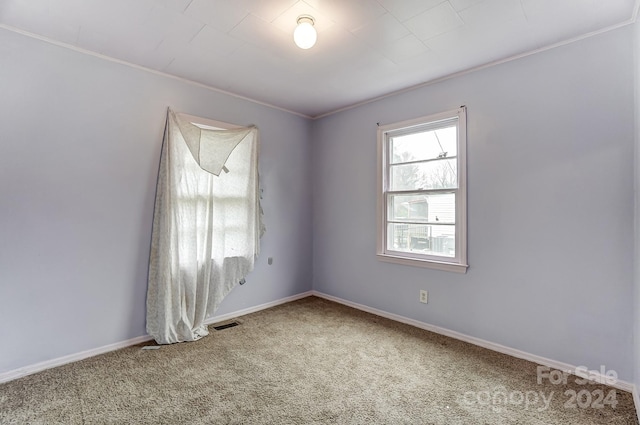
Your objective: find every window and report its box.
[178,113,261,261]
[377,107,467,273]
[147,110,262,343]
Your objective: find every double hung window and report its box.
[377,107,467,273]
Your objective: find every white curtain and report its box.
[146,109,263,344]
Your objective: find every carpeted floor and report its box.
[0,296,637,424]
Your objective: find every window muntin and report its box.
[377,108,467,272]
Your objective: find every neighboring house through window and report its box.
[377,107,467,273]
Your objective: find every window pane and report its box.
[390,126,457,164]
[387,223,455,257]
[390,158,457,191]
[388,194,428,222]
[388,193,455,223]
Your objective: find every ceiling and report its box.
[0,0,637,118]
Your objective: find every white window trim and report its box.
[177,112,242,130]
[376,107,468,273]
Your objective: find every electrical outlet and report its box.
[420,290,428,304]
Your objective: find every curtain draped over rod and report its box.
[147,109,263,344]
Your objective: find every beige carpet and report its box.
[0,296,637,424]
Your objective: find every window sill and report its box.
[376,253,468,273]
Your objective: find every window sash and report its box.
[385,190,459,261]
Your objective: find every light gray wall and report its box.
[312,26,636,381]
[0,28,312,374]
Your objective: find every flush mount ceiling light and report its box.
[293,15,317,49]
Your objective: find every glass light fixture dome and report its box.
[293,15,317,49]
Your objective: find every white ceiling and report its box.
[1,0,637,117]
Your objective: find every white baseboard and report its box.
[0,291,313,385]
[204,291,313,326]
[0,334,153,385]
[311,290,635,393]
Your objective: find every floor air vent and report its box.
[213,322,239,331]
